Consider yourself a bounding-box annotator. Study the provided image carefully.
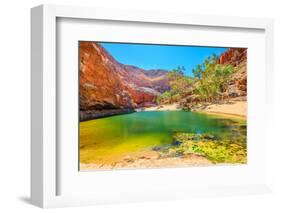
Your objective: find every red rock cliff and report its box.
[217,48,247,67]
[218,48,247,98]
[79,42,169,120]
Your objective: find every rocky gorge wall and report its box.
[79,43,247,121]
[79,42,170,121]
[218,48,247,98]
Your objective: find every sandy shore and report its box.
[200,101,247,119]
[141,103,180,111]
[80,152,212,171]
[140,100,246,119]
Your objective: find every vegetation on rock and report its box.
[150,115,247,164]
[157,54,236,107]
[155,129,247,164]
[193,54,234,102]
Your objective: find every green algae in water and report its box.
[80,111,246,165]
[164,132,247,164]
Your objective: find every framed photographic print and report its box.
[79,41,248,171]
[31,4,274,208]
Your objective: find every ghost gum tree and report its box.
[157,66,193,104]
[193,54,234,102]
[157,54,234,105]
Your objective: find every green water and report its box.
[80,111,246,164]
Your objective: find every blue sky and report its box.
[100,42,227,76]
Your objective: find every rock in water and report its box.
[172,140,182,146]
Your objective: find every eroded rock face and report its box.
[218,48,247,98]
[217,48,247,67]
[79,42,169,120]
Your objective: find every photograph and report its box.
[79,41,247,171]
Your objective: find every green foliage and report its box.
[157,53,234,105]
[167,66,185,79]
[192,64,203,79]
[193,55,234,102]
[156,91,172,104]
[157,66,194,104]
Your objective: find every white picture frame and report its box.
[31,4,274,208]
